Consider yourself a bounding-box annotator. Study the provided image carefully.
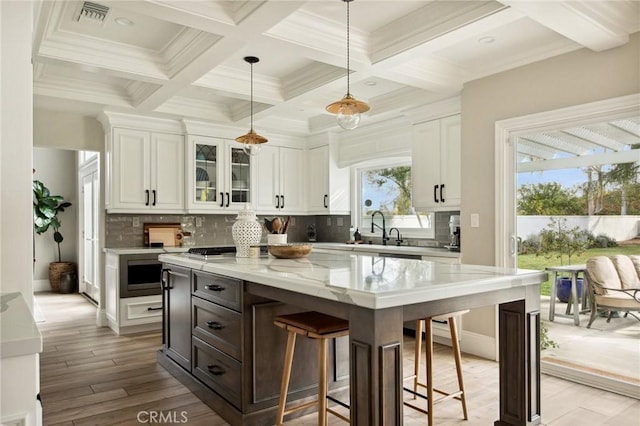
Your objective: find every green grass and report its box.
[517,245,640,296]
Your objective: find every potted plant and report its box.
[537,217,589,302]
[33,179,75,292]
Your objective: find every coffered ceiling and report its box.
[33,0,640,137]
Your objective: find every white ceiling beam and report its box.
[517,149,640,173]
[499,1,631,51]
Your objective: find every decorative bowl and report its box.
[268,243,312,259]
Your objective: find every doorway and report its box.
[78,152,100,303]
[495,94,640,397]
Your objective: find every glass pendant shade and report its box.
[235,56,267,155]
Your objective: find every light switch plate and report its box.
[132,217,140,227]
[337,217,344,226]
[196,217,202,227]
[470,213,480,228]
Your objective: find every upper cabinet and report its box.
[109,128,184,213]
[253,145,305,215]
[186,135,254,213]
[307,144,350,214]
[412,114,461,211]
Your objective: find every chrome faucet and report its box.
[370,210,389,245]
[389,227,403,246]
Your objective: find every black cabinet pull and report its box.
[152,190,157,206]
[440,184,445,203]
[280,195,285,209]
[145,189,150,206]
[433,185,439,203]
[147,306,162,311]
[207,365,225,375]
[275,195,280,208]
[204,284,225,292]
[323,194,328,208]
[219,192,224,207]
[206,321,224,330]
[225,192,230,207]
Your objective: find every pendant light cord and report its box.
[250,62,254,131]
[346,0,350,96]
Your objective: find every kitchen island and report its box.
[159,251,546,426]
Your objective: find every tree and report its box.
[33,179,72,263]
[605,145,639,215]
[365,166,412,214]
[537,217,588,265]
[517,182,583,215]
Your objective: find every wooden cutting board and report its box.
[144,223,182,246]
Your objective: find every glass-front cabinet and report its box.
[187,135,253,212]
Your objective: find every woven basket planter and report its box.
[49,262,76,292]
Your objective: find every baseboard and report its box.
[32,279,50,293]
[460,329,497,361]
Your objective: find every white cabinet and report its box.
[109,128,184,213]
[104,252,162,335]
[186,135,254,212]
[307,144,350,214]
[412,115,461,211]
[254,145,305,214]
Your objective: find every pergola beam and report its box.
[517,149,640,173]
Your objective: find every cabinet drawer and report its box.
[120,295,163,325]
[193,297,241,360]
[193,271,242,311]
[192,336,241,409]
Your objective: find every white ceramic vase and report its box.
[232,207,263,257]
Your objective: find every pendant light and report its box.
[326,0,370,130]
[235,56,267,156]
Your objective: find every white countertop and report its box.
[311,242,460,258]
[1,293,43,358]
[104,246,190,255]
[159,252,545,310]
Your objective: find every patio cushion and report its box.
[586,256,622,295]
[609,255,640,289]
[629,255,640,278]
[594,292,640,310]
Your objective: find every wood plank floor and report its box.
[36,292,640,425]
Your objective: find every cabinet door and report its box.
[151,133,184,210]
[189,136,225,210]
[279,147,305,213]
[412,120,441,209]
[112,128,151,209]
[307,145,329,212]
[440,115,461,207]
[164,266,191,371]
[227,144,252,208]
[253,145,280,213]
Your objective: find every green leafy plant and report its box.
[536,217,589,266]
[540,321,558,350]
[33,179,72,262]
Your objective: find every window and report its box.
[356,162,434,239]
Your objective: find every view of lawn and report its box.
[518,245,640,296]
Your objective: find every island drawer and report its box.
[193,271,242,311]
[192,296,242,360]
[192,336,241,409]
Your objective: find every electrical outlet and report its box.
[196,217,203,227]
[132,217,140,227]
[326,217,331,226]
[337,217,344,226]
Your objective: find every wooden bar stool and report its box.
[404,310,469,426]
[274,311,350,426]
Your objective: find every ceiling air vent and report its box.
[76,2,110,24]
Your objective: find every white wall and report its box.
[0,1,35,304]
[34,110,103,151]
[518,215,640,243]
[33,148,78,292]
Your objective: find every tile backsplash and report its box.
[105,211,459,248]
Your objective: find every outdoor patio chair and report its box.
[584,255,640,328]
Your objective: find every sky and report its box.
[517,168,590,190]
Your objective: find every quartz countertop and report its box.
[1,293,43,358]
[311,242,460,258]
[159,252,545,310]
